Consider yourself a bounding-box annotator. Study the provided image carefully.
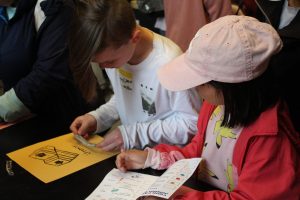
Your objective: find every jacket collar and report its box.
[11,0,63,21]
[256,0,284,28]
[13,0,37,20]
[256,0,300,39]
[40,0,63,16]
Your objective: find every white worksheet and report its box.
[86,158,202,200]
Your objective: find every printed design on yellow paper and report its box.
[118,68,133,91]
[197,160,219,180]
[30,146,79,166]
[225,159,235,192]
[7,133,118,183]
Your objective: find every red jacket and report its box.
[155,101,300,199]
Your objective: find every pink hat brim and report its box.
[158,53,211,91]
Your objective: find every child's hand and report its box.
[97,128,124,151]
[70,114,97,138]
[116,149,148,172]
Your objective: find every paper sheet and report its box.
[86,158,202,200]
[0,122,15,130]
[0,115,33,130]
[7,133,118,183]
[87,169,158,200]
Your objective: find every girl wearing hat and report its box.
[115,15,300,199]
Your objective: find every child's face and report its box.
[196,84,224,105]
[92,41,136,68]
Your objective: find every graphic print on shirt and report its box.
[140,83,156,116]
[197,160,219,180]
[202,142,208,152]
[212,106,237,148]
[200,106,241,191]
[225,159,235,192]
[210,106,222,120]
[118,68,133,91]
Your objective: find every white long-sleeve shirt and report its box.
[89,32,201,149]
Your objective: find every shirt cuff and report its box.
[143,147,161,169]
[88,111,103,133]
[118,125,129,150]
[0,88,31,122]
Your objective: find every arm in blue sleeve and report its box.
[0,89,31,122]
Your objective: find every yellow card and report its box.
[7,133,118,183]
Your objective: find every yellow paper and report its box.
[7,133,118,183]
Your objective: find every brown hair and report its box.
[0,0,16,6]
[69,0,136,101]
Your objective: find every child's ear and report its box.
[131,29,141,44]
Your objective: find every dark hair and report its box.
[209,68,279,128]
[68,0,136,101]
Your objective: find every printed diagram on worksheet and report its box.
[30,146,79,166]
[92,169,157,200]
[7,133,118,183]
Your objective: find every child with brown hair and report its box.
[69,0,201,151]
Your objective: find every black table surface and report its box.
[0,116,214,200]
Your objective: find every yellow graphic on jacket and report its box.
[225,160,235,192]
[197,160,219,180]
[214,120,237,148]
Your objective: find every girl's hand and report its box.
[115,149,148,172]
